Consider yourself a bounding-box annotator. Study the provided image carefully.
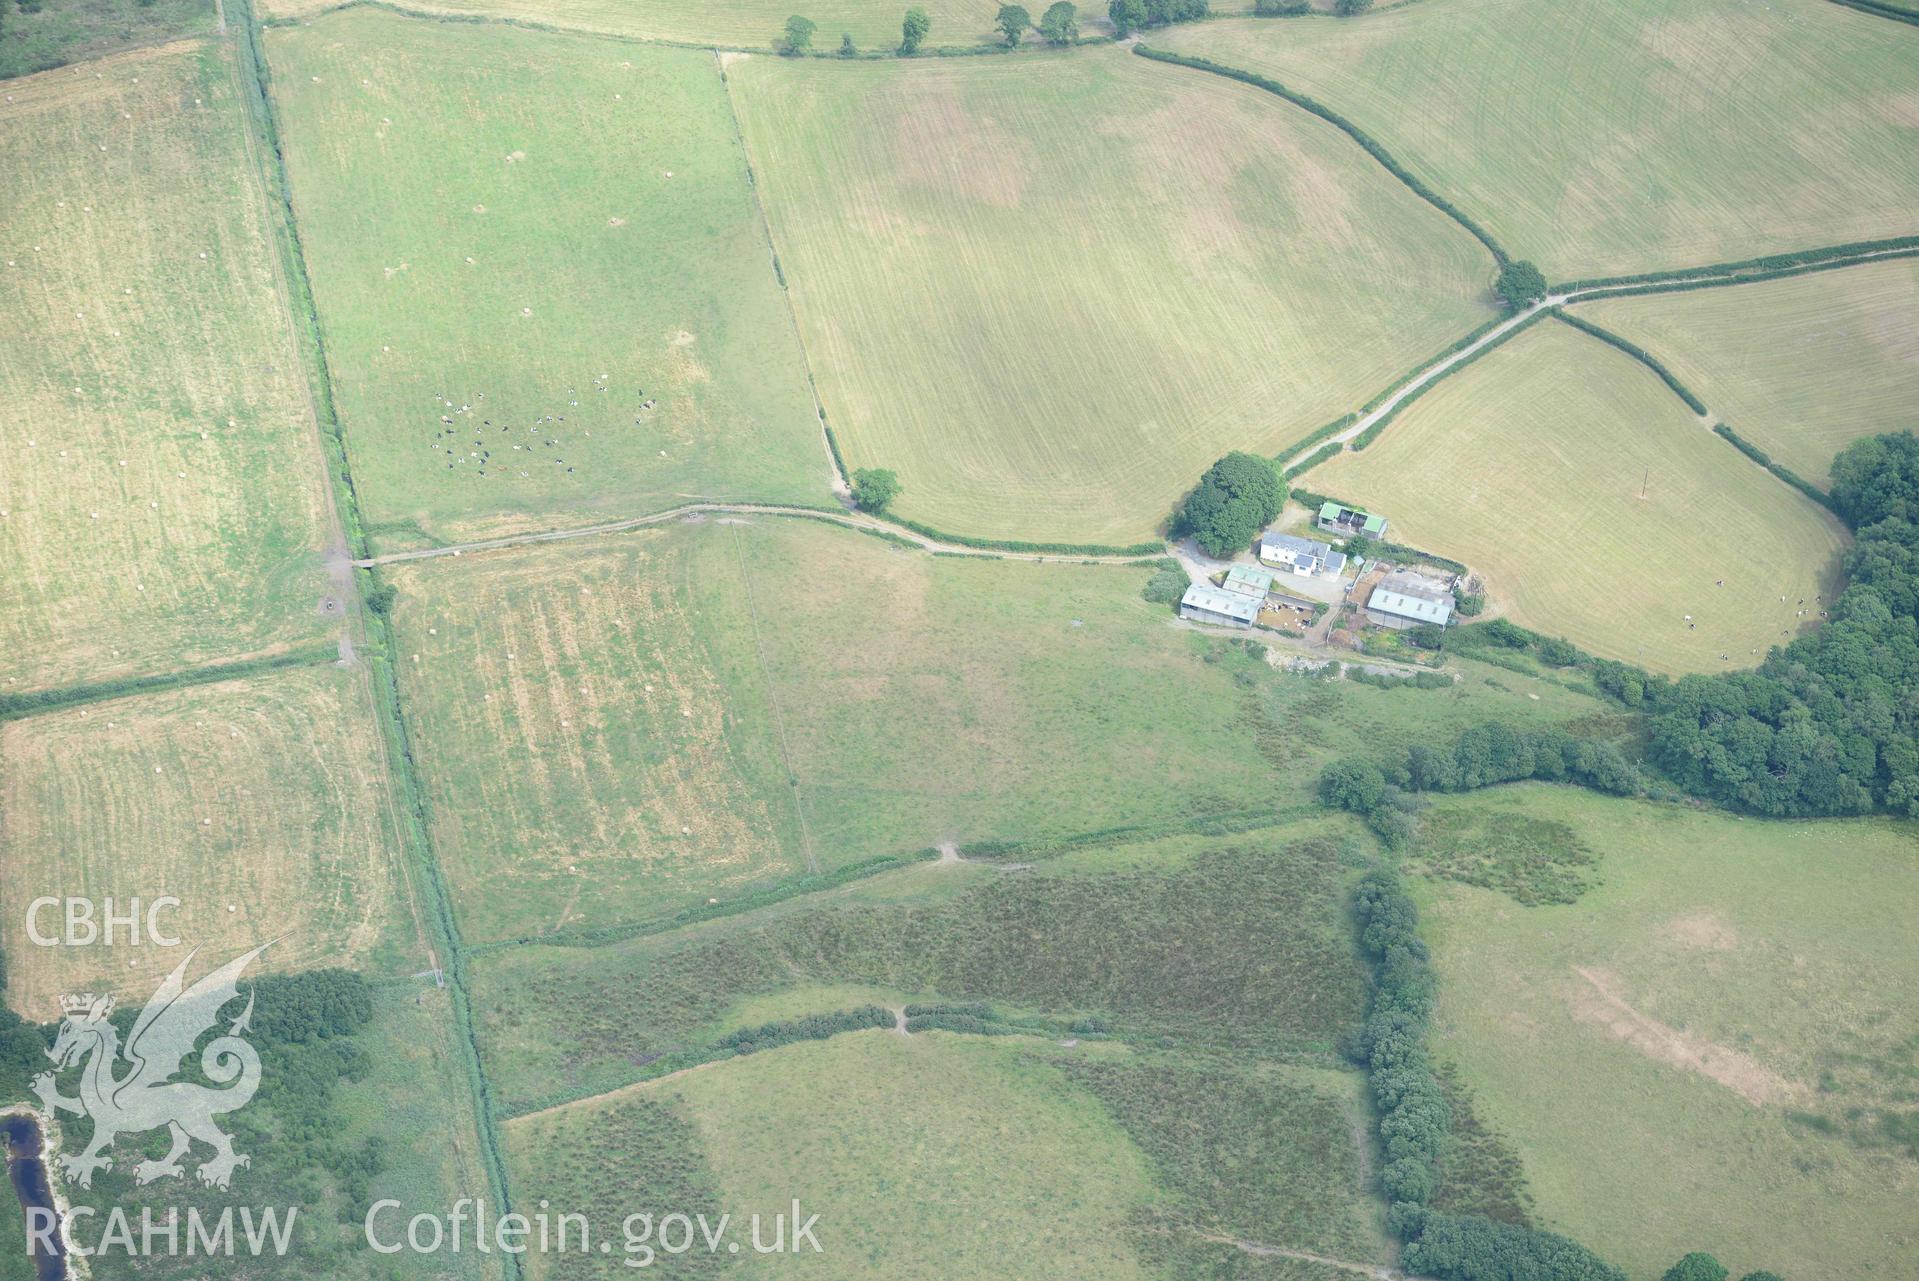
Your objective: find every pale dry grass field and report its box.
[1312,320,1849,672]
[0,663,415,1017]
[0,41,334,693]
[1577,258,1919,484]
[730,44,1495,544]
[1160,0,1919,278]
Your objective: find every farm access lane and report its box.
[351,502,1167,569]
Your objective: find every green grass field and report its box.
[266,0,1020,49]
[1418,785,1919,1278]
[0,0,216,81]
[0,662,416,1016]
[387,516,1602,946]
[1312,320,1850,672]
[507,1030,1159,1280]
[1576,258,1919,485]
[729,45,1494,544]
[1159,0,1919,278]
[0,40,335,693]
[267,10,828,553]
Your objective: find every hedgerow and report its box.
[1351,308,1555,450]
[1132,46,1509,264]
[1553,312,1708,415]
[1711,424,1838,512]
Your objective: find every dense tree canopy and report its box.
[782,14,817,51]
[1647,431,1919,816]
[996,4,1031,43]
[900,6,931,51]
[852,467,902,513]
[1039,1,1079,42]
[1494,259,1548,309]
[1178,451,1285,557]
[1661,1255,1729,1281]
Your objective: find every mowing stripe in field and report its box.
[729,44,1495,544]
[1156,0,1919,278]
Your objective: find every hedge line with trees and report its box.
[1351,874,1632,1280]
[1710,424,1836,513]
[1554,235,1919,293]
[1108,0,1207,38]
[1554,312,1709,415]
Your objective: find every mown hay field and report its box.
[1417,785,1919,1279]
[1312,320,1849,673]
[1158,0,1919,278]
[262,0,1016,49]
[729,45,1495,545]
[0,663,416,1016]
[0,41,335,693]
[266,10,827,553]
[1577,258,1919,485]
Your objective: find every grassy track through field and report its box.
[1158,0,1919,278]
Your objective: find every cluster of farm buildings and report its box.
[1179,502,1456,632]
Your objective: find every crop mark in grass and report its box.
[1569,965,1800,1107]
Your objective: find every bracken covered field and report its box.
[267,11,829,553]
[1576,258,1919,485]
[1418,786,1919,1279]
[729,45,1494,544]
[0,41,335,693]
[1159,0,1919,278]
[1311,319,1849,672]
[0,663,415,1016]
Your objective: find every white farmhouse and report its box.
[1259,531,1348,579]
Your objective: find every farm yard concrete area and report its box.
[3,0,1916,1278]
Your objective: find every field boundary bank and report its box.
[713,49,847,501]
[1131,44,1510,266]
[0,641,340,721]
[1285,243,1919,480]
[231,0,522,1270]
[259,0,1119,58]
[468,804,1321,957]
[1549,313,1842,513]
[356,502,1168,568]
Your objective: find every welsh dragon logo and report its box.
[31,942,271,1190]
